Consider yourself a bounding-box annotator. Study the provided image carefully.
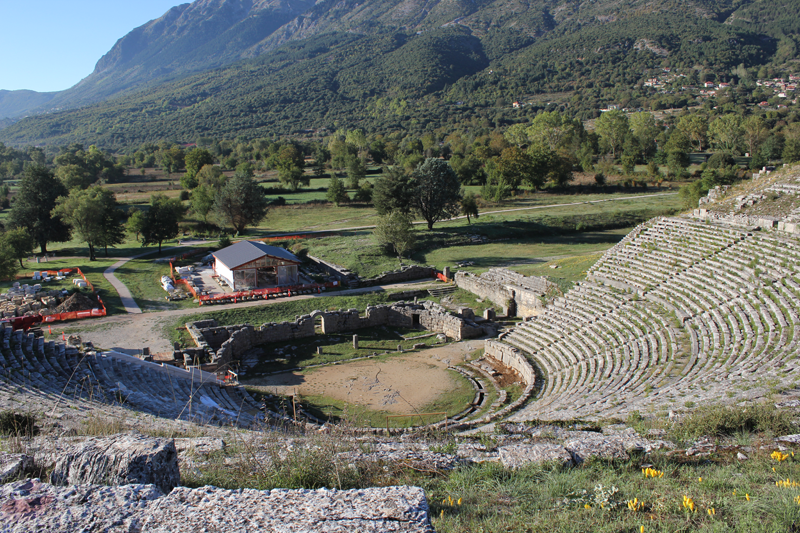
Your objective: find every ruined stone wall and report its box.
[414,301,484,340]
[359,265,435,287]
[484,339,535,386]
[319,305,413,334]
[455,268,552,317]
[213,318,315,367]
[306,255,359,286]
[454,271,514,314]
[190,301,488,366]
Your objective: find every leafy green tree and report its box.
[8,165,71,254]
[449,154,486,185]
[184,149,215,182]
[742,115,769,156]
[412,158,462,230]
[53,186,123,260]
[595,110,629,159]
[709,114,743,154]
[55,164,94,190]
[2,228,34,267]
[0,239,19,281]
[54,144,124,186]
[158,145,185,175]
[528,146,572,188]
[353,181,373,203]
[196,164,226,189]
[373,211,416,260]
[191,185,216,223]
[494,147,536,191]
[142,194,185,252]
[783,124,800,163]
[347,156,366,189]
[126,208,146,242]
[373,167,414,215]
[326,175,349,206]
[526,111,576,152]
[213,175,268,234]
[629,112,660,159]
[461,192,479,224]
[677,114,708,152]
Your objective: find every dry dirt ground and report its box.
[244,339,484,415]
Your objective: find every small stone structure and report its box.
[455,268,555,317]
[187,301,489,367]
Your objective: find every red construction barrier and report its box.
[3,267,108,330]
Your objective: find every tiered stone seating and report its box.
[493,216,800,422]
[0,327,260,427]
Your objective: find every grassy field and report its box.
[244,327,442,374]
[113,244,216,313]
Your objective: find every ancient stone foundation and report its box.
[455,268,554,317]
[188,301,490,366]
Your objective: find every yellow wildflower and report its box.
[457,498,462,506]
[585,503,591,510]
[698,477,702,483]
[707,507,716,516]
[746,494,750,501]
[771,450,790,462]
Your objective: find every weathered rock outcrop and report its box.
[0,454,33,484]
[47,433,179,495]
[0,480,433,533]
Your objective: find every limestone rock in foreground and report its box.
[48,433,179,494]
[0,480,433,533]
[0,454,33,484]
[0,479,163,533]
[499,444,574,468]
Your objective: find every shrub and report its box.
[0,411,38,436]
[218,235,232,248]
[671,403,795,443]
[179,190,190,201]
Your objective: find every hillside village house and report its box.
[212,240,300,291]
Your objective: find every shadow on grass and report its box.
[247,327,435,375]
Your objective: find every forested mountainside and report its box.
[1,0,798,148]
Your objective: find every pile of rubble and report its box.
[0,283,64,318]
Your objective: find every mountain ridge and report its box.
[1,0,796,146]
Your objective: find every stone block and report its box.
[49,433,179,494]
[498,444,573,468]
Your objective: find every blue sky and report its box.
[0,1,186,92]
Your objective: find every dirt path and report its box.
[244,340,483,415]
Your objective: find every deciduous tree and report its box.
[373,211,416,260]
[141,194,185,252]
[1,228,33,267]
[326,175,349,206]
[213,175,268,234]
[412,158,462,230]
[53,186,123,260]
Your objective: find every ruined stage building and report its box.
[212,241,300,290]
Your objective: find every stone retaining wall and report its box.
[484,339,535,386]
[359,265,436,287]
[455,268,554,317]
